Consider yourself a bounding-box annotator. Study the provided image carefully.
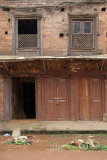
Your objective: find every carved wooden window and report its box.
[69,15,97,56]
[13,15,41,55]
[72,20,93,49]
[18,19,38,49]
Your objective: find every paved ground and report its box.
[0,120,107,133]
[0,133,107,160]
[0,132,107,160]
[0,151,107,160]
[0,133,107,152]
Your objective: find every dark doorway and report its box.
[12,77,36,119]
[22,83,35,119]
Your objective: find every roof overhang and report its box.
[0,55,107,62]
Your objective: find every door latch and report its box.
[54,97,62,105]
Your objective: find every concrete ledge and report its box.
[1,130,107,135]
[0,121,107,135]
[21,130,107,135]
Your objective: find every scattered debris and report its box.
[62,137,100,151]
[14,136,28,145]
[76,139,88,151]
[86,136,100,150]
[61,144,78,150]
[10,136,31,145]
[4,133,10,136]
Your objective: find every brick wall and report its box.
[0,9,12,55]
[0,1,107,56]
[98,5,107,54]
[42,10,68,56]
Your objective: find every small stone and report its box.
[12,129,21,138]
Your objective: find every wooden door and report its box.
[44,77,56,120]
[90,77,102,120]
[44,77,69,120]
[79,77,90,120]
[56,77,69,120]
[78,77,102,121]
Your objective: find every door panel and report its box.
[79,77,84,120]
[104,79,107,113]
[44,77,56,120]
[57,78,68,120]
[44,77,69,120]
[79,77,102,121]
[70,79,75,120]
[79,77,90,120]
[90,78,102,120]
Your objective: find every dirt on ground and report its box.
[0,133,107,152]
[1,150,107,160]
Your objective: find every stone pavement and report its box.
[0,120,107,134]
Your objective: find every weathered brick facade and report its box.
[0,0,107,121]
[0,0,107,56]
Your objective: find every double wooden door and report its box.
[44,76,69,120]
[42,76,102,121]
[79,77,102,121]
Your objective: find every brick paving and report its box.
[0,133,107,153]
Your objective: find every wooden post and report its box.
[3,77,11,121]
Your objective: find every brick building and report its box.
[0,0,107,121]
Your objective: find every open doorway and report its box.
[12,77,36,119]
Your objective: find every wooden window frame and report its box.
[12,14,42,55]
[18,19,38,49]
[68,14,98,55]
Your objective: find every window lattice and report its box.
[72,34,93,49]
[18,34,38,49]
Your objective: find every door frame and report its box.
[4,76,12,121]
[4,75,37,121]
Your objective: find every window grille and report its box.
[18,34,38,49]
[72,34,93,49]
[18,19,38,49]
